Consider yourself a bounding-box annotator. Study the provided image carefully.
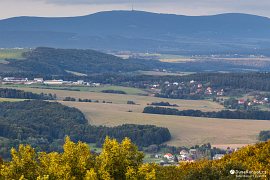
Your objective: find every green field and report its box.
[0,84,148,96]
[0,48,29,60]
[158,54,196,63]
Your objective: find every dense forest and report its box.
[0,88,55,100]
[0,100,171,159]
[143,106,270,120]
[3,47,172,75]
[0,137,269,179]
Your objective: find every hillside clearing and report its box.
[0,49,29,60]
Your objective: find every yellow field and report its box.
[0,98,25,102]
[14,88,270,147]
[137,71,193,76]
[15,87,224,112]
[61,101,270,147]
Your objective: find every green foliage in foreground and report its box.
[0,137,269,179]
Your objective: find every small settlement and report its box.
[0,77,101,87]
[152,146,238,166]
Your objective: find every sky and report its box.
[0,0,270,19]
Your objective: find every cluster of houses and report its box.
[238,98,269,106]
[0,77,101,87]
[150,80,225,97]
[160,149,199,163]
[154,147,239,165]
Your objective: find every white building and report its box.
[3,77,28,82]
[164,153,174,160]
[213,154,225,160]
[44,79,64,85]
[92,83,101,87]
[34,78,44,83]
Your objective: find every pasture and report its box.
[13,87,270,148]
[0,48,29,60]
[1,85,147,96]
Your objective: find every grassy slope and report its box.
[0,49,28,60]
[0,98,26,102]
[12,87,270,148]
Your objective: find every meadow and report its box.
[1,84,147,96]
[0,48,29,60]
[0,98,25,102]
[12,87,270,148]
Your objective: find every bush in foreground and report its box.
[0,137,269,179]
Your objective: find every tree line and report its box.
[0,100,171,159]
[149,102,179,107]
[0,88,56,100]
[143,106,270,120]
[259,131,270,141]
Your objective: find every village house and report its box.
[180,150,189,156]
[34,78,44,83]
[178,150,190,161]
[213,154,225,160]
[238,99,245,105]
[44,79,64,85]
[217,89,224,96]
[163,153,174,160]
[205,87,212,95]
[3,77,28,83]
[73,80,85,85]
[92,83,101,87]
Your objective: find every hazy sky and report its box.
[0,0,270,19]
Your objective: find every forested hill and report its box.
[4,47,167,75]
[1,11,270,54]
[0,100,171,158]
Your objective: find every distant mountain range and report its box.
[1,11,270,55]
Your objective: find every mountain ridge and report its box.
[1,10,270,54]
